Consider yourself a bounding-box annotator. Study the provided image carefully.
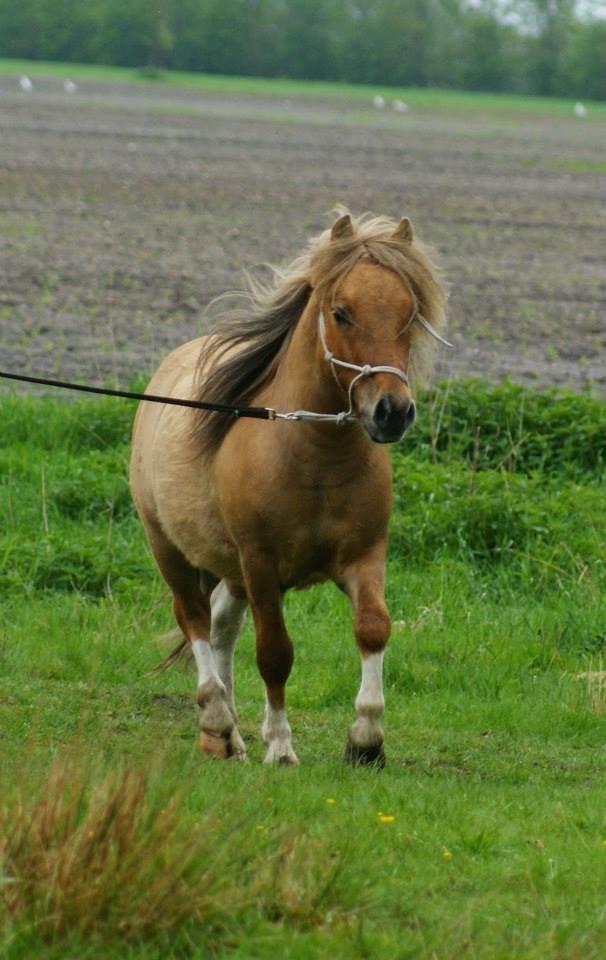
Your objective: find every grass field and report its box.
[1,380,605,959]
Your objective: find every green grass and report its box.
[546,158,606,174]
[2,57,606,118]
[1,381,606,958]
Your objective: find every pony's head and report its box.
[308,210,448,443]
[194,207,448,453]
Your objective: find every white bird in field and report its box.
[392,99,409,113]
[372,95,385,109]
[19,75,33,93]
[574,102,587,118]
[64,79,77,94]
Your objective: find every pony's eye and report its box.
[333,307,351,327]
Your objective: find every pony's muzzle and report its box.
[369,393,415,443]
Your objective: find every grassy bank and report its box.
[2,57,606,118]
[1,380,606,958]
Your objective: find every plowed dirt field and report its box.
[1,75,605,392]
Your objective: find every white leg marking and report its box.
[262,699,299,766]
[349,652,385,749]
[356,651,385,716]
[209,581,247,715]
[193,637,245,758]
[192,637,224,692]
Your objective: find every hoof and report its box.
[345,741,386,769]
[278,753,298,766]
[200,729,232,759]
[200,728,248,761]
[263,743,300,766]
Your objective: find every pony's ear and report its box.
[392,217,414,243]
[331,214,354,240]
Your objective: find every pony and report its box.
[130,209,448,766]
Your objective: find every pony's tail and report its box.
[142,630,193,677]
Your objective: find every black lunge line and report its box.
[0,370,275,420]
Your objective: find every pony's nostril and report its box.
[373,396,415,437]
[374,396,392,429]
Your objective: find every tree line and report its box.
[1,0,605,101]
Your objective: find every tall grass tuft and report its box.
[1,757,248,944]
[1,755,365,952]
[576,666,606,716]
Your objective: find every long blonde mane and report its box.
[194,207,447,453]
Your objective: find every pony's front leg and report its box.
[243,559,298,766]
[341,557,391,767]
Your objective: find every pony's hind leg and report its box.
[208,580,248,756]
[143,518,246,760]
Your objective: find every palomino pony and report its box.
[130,210,448,766]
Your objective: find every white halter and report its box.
[273,310,451,425]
